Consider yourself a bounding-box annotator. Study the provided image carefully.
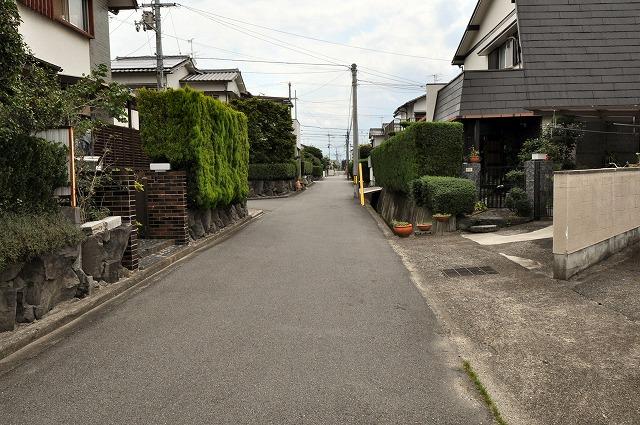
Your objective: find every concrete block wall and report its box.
[145,171,189,245]
[553,168,640,279]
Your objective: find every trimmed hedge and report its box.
[312,165,324,178]
[371,121,464,193]
[410,176,476,216]
[230,98,296,164]
[0,213,84,272]
[137,87,249,209]
[303,160,313,175]
[248,162,297,181]
[0,135,68,213]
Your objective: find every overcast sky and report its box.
[108,0,476,159]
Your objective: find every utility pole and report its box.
[351,64,359,183]
[139,1,176,90]
[345,131,350,177]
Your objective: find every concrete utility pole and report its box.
[351,64,359,182]
[345,131,350,177]
[140,1,176,90]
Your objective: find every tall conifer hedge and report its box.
[138,87,249,208]
[370,121,464,193]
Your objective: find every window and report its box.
[53,0,91,32]
[488,35,521,70]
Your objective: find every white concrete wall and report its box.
[18,4,91,77]
[463,0,517,70]
[425,84,446,121]
[553,168,640,278]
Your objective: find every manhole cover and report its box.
[442,266,498,277]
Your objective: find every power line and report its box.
[194,57,347,67]
[177,4,450,61]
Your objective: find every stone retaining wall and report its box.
[373,188,432,227]
[188,202,249,241]
[249,179,296,198]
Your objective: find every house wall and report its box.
[90,0,111,76]
[434,73,464,121]
[464,0,516,70]
[425,84,446,121]
[18,3,91,77]
[553,168,640,279]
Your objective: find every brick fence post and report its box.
[145,171,189,245]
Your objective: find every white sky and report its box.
[108,0,476,159]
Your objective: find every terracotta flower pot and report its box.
[393,224,413,237]
[417,223,432,232]
[434,215,451,223]
[469,155,481,164]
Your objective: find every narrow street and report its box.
[0,175,489,424]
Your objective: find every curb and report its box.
[248,181,316,201]
[0,210,264,366]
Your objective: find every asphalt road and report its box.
[0,174,490,424]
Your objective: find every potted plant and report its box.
[433,213,452,223]
[417,222,432,232]
[468,147,481,163]
[392,220,413,237]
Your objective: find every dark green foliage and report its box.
[302,145,323,161]
[230,98,296,164]
[0,136,68,213]
[518,116,583,169]
[138,87,249,208]
[505,170,525,189]
[248,163,297,181]
[359,144,373,159]
[0,213,84,272]
[312,166,324,178]
[303,161,313,175]
[410,176,476,216]
[359,159,370,184]
[505,187,531,217]
[371,121,464,193]
[0,0,25,100]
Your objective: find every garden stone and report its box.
[0,263,24,283]
[81,237,105,278]
[0,283,17,332]
[219,209,231,227]
[102,260,121,284]
[469,225,499,233]
[227,205,240,222]
[191,220,205,239]
[74,268,94,298]
[202,209,212,232]
[104,226,130,259]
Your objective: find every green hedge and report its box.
[0,135,68,213]
[0,213,84,272]
[248,162,297,181]
[138,87,249,209]
[230,98,296,164]
[410,176,476,216]
[303,161,313,175]
[371,121,463,193]
[312,165,324,178]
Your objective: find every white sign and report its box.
[465,167,474,173]
[532,153,548,161]
[150,163,171,172]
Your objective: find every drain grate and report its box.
[442,266,498,278]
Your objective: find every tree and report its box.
[230,98,296,164]
[302,145,323,161]
[359,144,373,159]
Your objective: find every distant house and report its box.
[369,128,385,148]
[111,55,248,102]
[432,0,640,170]
[394,85,445,123]
[17,0,138,80]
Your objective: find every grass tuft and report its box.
[463,360,508,425]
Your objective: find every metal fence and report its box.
[479,166,515,209]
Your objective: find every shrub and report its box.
[0,213,84,272]
[371,121,463,193]
[248,162,297,181]
[230,98,296,164]
[0,135,68,213]
[359,144,373,159]
[303,161,313,175]
[138,87,249,209]
[518,116,583,169]
[505,188,531,217]
[312,166,324,178]
[505,170,525,189]
[410,176,476,216]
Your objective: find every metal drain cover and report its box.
[442,266,498,277]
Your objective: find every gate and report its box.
[533,161,554,219]
[479,166,514,208]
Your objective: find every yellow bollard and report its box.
[358,162,365,206]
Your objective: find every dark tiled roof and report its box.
[517,0,640,110]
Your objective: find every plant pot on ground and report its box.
[392,220,413,237]
[433,214,452,223]
[417,223,432,232]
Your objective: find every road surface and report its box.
[0,174,490,424]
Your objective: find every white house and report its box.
[17,0,138,79]
[111,56,248,102]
